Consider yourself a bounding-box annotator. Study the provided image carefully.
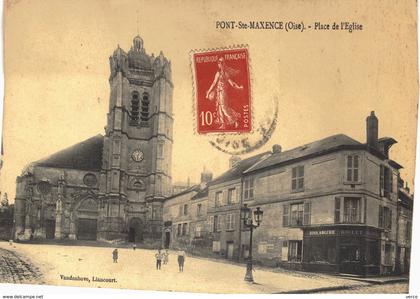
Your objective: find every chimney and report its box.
[229,156,241,169]
[200,168,213,184]
[272,144,282,154]
[366,111,378,149]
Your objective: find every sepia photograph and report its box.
[0,0,418,297]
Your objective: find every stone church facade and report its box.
[14,35,173,244]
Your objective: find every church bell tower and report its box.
[98,35,173,242]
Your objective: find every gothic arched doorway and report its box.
[128,217,143,243]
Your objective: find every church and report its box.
[13,35,173,244]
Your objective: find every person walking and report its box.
[112,248,118,263]
[155,249,163,270]
[177,249,186,272]
[163,249,169,265]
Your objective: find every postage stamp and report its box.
[192,46,252,134]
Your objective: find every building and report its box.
[207,154,269,260]
[162,111,412,276]
[162,170,212,250]
[243,112,402,275]
[14,35,173,244]
[396,180,413,274]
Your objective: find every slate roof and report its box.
[208,152,270,186]
[244,134,363,174]
[32,134,104,171]
[192,186,209,200]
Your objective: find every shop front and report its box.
[302,225,381,276]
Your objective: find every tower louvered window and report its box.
[141,93,150,121]
[131,91,140,124]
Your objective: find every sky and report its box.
[1,0,418,201]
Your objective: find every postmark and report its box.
[192,47,252,134]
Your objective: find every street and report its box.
[0,241,409,294]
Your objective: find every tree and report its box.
[1,192,8,207]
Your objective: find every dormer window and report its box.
[131,91,140,124]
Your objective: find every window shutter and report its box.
[283,204,289,227]
[389,169,393,194]
[378,206,383,228]
[303,202,311,225]
[334,197,341,223]
[209,216,214,232]
[380,165,385,196]
[388,209,392,229]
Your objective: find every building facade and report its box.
[14,35,173,244]
[161,112,413,276]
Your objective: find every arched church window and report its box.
[141,92,150,121]
[131,91,140,124]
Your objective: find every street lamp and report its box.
[240,204,264,283]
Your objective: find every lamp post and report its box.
[240,204,263,283]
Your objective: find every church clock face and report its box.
[131,149,144,162]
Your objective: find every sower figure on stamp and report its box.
[206,57,243,129]
[112,248,118,263]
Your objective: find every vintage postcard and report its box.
[0,0,418,296]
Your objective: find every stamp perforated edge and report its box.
[189,44,256,137]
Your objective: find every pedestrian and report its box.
[155,249,163,270]
[133,243,136,251]
[177,249,186,272]
[9,239,13,246]
[163,249,169,265]
[112,248,118,263]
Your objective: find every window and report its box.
[282,205,289,227]
[131,91,140,124]
[343,197,360,223]
[140,92,149,121]
[178,205,183,217]
[195,225,202,237]
[177,224,182,236]
[288,241,302,262]
[291,166,304,191]
[215,191,223,207]
[290,203,304,226]
[346,155,360,182]
[213,215,218,232]
[244,177,254,200]
[341,245,360,262]
[183,204,188,216]
[380,165,393,198]
[379,206,392,229]
[384,244,392,265]
[226,214,235,230]
[182,223,188,236]
[227,188,236,205]
[157,142,164,159]
[197,204,202,216]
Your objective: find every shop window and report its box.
[341,245,360,262]
[384,244,392,265]
[346,155,360,182]
[308,238,336,263]
[288,241,302,262]
[244,177,254,200]
[343,197,360,223]
[291,165,304,191]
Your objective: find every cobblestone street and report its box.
[0,241,410,294]
[0,247,42,284]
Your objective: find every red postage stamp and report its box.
[192,47,252,134]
